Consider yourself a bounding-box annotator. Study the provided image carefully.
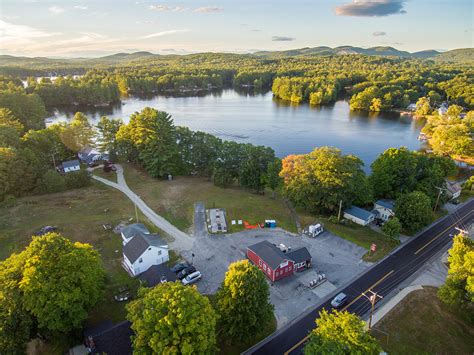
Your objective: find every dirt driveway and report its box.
[181,228,372,328]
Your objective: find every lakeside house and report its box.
[343,206,375,226]
[61,159,81,173]
[78,146,109,165]
[373,199,395,221]
[120,223,169,276]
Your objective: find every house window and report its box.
[276,271,279,277]
[289,266,292,271]
[267,268,271,275]
[284,267,288,272]
[158,250,162,255]
[139,258,143,263]
[259,260,262,267]
[263,264,267,271]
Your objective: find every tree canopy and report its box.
[216,260,274,341]
[395,191,433,234]
[126,282,217,354]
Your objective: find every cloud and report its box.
[335,0,407,17]
[142,29,189,39]
[272,36,295,41]
[0,20,61,46]
[373,31,387,36]
[149,5,187,12]
[48,6,65,15]
[194,7,224,13]
[74,5,88,10]
[251,29,261,32]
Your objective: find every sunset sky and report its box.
[1,0,472,57]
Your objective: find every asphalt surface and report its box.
[245,199,474,355]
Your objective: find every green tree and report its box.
[0,125,21,148]
[263,158,283,198]
[0,108,24,133]
[430,124,473,157]
[280,147,370,213]
[19,233,105,332]
[438,234,473,314]
[59,112,95,152]
[0,92,47,130]
[395,191,432,234]
[126,282,217,354]
[239,145,276,193]
[304,309,381,355]
[35,169,67,194]
[0,253,33,354]
[415,96,431,116]
[381,217,402,241]
[96,116,123,154]
[216,260,274,342]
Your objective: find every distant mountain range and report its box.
[0,47,472,67]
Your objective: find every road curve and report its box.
[92,164,193,251]
[245,199,474,355]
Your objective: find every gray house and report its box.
[61,159,80,173]
[343,206,375,226]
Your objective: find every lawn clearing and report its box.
[373,287,474,354]
[298,211,398,262]
[122,163,297,233]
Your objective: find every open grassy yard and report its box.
[0,182,141,327]
[121,163,297,233]
[298,211,398,262]
[374,287,474,354]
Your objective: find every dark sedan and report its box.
[177,266,196,280]
[170,262,191,274]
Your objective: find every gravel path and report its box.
[92,164,194,251]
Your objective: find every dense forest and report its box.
[0,51,472,113]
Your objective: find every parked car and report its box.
[34,226,57,236]
[171,262,191,274]
[182,271,202,285]
[114,292,131,302]
[88,162,99,168]
[331,292,347,308]
[177,266,196,280]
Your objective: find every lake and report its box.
[47,89,424,169]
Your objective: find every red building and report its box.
[247,240,295,282]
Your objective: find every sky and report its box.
[0,0,472,57]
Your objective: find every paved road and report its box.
[246,199,474,355]
[194,202,208,237]
[92,164,194,251]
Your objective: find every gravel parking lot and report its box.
[181,221,372,328]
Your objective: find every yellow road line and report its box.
[415,209,473,255]
[283,270,394,355]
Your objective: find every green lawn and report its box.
[374,287,474,354]
[121,163,297,233]
[298,211,398,262]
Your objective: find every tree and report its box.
[35,169,67,194]
[280,147,370,213]
[96,116,123,154]
[415,96,431,116]
[263,158,283,198]
[430,124,472,157]
[117,108,179,177]
[438,234,473,314]
[381,217,401,241]
[395,191,432,234]
[59,112,95,152]
[19,233,105,332]
[0,92,47,130]
[0,253,33,354]
[0,108,24,133]
[216,260,274,342]
[304,309,381,355]
[0,147,36,201]
[126,282,217,354]
[239,145,276,193]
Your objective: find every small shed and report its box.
[209,208,228,233]
[343,206,375,226]
[287,247,312,272]
[61,159,80,173]
[138,264,177,287]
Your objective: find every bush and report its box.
[35,170,67,194]
[64,169,91,189]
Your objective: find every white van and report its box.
[182,271,202,285]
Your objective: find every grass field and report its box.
[121,163,297,233]
[374,287,474,354]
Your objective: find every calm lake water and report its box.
[48,89,424,169]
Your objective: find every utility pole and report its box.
[337,200,343,222]
[134,203,139,223]
[433,186,444,212]
[454,227,468,236]
[51,152,57,169]
[362,290,383,330]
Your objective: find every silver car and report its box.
[331,292,347,308]
[182,271,202,285]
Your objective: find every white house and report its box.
[61,159,81,173]
[343,206,375,226]
[78,146,109,165]
[121,223,169,276]
[373,199,395,221]
[445,181,462,200]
